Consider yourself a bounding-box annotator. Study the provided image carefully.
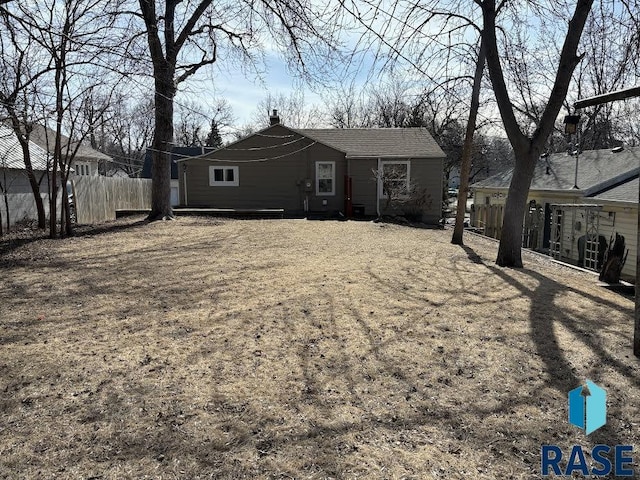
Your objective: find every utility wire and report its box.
[146,141,318,163]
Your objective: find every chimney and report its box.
[269,109,280,126]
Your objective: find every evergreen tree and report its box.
[205,120,223,148]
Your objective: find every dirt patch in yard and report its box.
[0,216,637,479]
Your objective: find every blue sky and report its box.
[177,53,330,138]
[175,24,383,134]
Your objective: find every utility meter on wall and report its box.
[304,179,312,192]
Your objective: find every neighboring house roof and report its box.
[29,124,111,163]
[590,175,638,204]
[142,146,217,179]
[0,125,50,171]
[297,127,445,158]
[472,146,640,195]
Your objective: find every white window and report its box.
[379,160,410,198]
[75,162,91,176]
[316,161,335,196]
[209,166,239,186]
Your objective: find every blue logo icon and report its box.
[568,380,606,434]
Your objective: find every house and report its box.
[29,124,110,177]
[471,146,639,281]
[176,114,446,223]
[0,125,52,225]
[142,146,216,207]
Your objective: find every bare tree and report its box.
[477,0,594,267]
[252,90,323,129]
[229,123,256,143]
[99,94,155,177]
[175,98,234,146]
[134,0,340,220]
[372,165,430,219]
[373,164,410,212]
[0,12,51,229]
[324,83,371,128]
[175,100,207,147]
[7,0,126,237]
[566,2,640,151]
[452,38,485,245]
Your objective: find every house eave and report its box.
[583,167,640,197]
[473,186,586,196]
[589,198,637,206]
[345,154,442,160]
[176,124,347,163]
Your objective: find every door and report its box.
[170,186,179,206]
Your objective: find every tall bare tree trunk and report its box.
[635,177,640,357]
[18,139,47,230]
[495,151,539,266]
[7,114,47,229]
[149,66,175,220]
[452,38,485,245]
[23,152,46,229]
[480,0,593,267]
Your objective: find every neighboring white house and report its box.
[471,146,639,282]
[0,125,53,225]
[29,124,111,177]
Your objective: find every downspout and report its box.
[183,163,188,206]
[345,157,352,218]
[376,157,381,218]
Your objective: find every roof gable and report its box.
[143,146,217,179]
[181,124,446,162]
[177,124,343,163]
[472,146,640,193]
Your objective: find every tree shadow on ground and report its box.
[72,218,150,238]
[461,244,637,449]
[0,218,150,257]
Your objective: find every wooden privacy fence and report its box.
[471,202,546,248]
[73,176,151,224]
[470,204,504,240]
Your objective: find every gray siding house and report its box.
[177,122,445,224]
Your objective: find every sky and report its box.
[171,2,401,135]
[150,0,639,145]
[178,41,377,136]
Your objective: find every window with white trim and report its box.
[209,166,239,186]
[379,160,410,198]
[75,162,91,176]
[316,161,335,195]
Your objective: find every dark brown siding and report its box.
[179,125,444,223]
[405,157,443,224]
[348,158,377,216]
[347,157,443,223]
[180,125,346,214]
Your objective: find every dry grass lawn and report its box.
[0,217,638,479]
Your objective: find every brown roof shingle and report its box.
[297,128,445,159]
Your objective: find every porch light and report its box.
[563,115,580,134]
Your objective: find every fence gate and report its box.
[522,201,543,249]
